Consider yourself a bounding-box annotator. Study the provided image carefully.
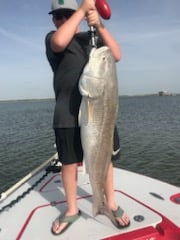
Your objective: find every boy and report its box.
[45,0,130,235]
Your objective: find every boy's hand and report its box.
[86,9,103,29]
[80,0,96,15]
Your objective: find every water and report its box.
[0,96,180,194]
[116,95,180,186]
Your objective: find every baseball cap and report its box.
[49,0,78,14]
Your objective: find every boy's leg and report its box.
[52,127,83,234]
[52,163,79,234]
[62,163,79,215]
[104,162,130,226]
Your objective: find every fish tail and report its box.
[92,203,100,217]
[92,203,117,225]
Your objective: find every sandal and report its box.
[51,210,81,235]
[112,206,130,229]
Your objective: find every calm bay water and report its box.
[0,96,180,194]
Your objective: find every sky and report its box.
[0,0,180,100]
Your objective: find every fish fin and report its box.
[88,100,94,123]
[92,203,100,217]
[78,105,82,126]
[82,161,89,174]
[92,203,117,225]
[78,99,89,126]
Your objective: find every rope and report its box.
[0,163,61,214]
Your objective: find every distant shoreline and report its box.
[121,93,179,97]
[0,98,55,103]
[0,93,179,103]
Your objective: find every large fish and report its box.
[79,46,119,224]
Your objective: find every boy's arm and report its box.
[50,9,85,53]
[50,0,96,53]
[87,9,121,62]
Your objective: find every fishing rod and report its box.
[0,153,59,202]
[90,0,111,47]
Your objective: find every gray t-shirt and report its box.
[45,31,103,128]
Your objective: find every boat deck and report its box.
[0,166,180,240]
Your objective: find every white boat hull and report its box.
[0,156,180,240]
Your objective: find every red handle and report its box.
[95,0,111,19]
